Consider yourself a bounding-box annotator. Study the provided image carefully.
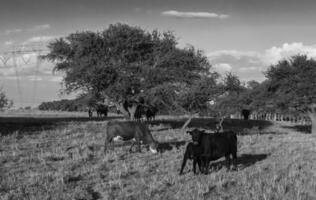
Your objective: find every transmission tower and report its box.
[0,42,49,108]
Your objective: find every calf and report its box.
[187,129,237,174]
[104,121,158,154]
[179,142,203,175]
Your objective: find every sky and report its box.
[1,0,316,108]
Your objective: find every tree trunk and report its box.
[308,112,316,134]
[127,104,138,120]
[181,113,199,134]
[114,102,130,118]
[307,104,316,134]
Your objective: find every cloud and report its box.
[4,41,14,46]
[263,42,316,65]
[239,66,258,72]
[4,29,22,35]
[24,36,56,44]
[134,7,141,12]
[28,24,51,32]
[212,63,232,74]
[208,50,259,60]
[161,10,229,19]
[49,76,63,82]
[208,42,316,82]
[3,24,50,35]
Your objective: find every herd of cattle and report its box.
[104,120,238,175]
[88,103,158,121]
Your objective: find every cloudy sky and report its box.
[1,0,316,107]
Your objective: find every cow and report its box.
[179,142,203,175]
[134,105,144,121]
[186,128,237,174]
[241,109,251,120]
[146,106,158,121]
[104,121,158,154]
[96,104,108,117]
[88,108,93,118]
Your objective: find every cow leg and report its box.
[180,153,189,175]
[225,154,231,171]
[193,158,199,174]
[199,158,206,174]
[134,136,142,153]
[232,152,237,171]
[204,159,210,174]
[104,137,113,154]
[129,142,136,153]
[197,158,202,173]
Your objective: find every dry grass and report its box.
[1,117,316,200]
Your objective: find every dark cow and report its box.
[186,128,237,174]
[241,109,251,120]
[96,104,108,117]
[88,108,93,118]
[179,142,203,175]
[146,106,158,121]
[104,121,158,154]
[134,105,144,121]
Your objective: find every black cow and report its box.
[186,129,237,174]
[96,104,108,117]
[146,106,158,121]
[104,121,158,154]
[134,105,144,121]
[241,109,251,120]
[88,108,93,118]
[179,142,203,175]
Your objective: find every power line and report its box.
[0,42,49,107]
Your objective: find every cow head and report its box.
[149,142,158,154]
[187,128,205,144]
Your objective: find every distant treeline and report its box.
[38,99,87,112]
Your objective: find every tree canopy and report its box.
[263,55,316,112]
[43,23,216,114]
[251,55,316,133]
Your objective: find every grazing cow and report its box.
[96,104,108,117]
[179,142,203,175]
[104,121,158,154]
[187,128,237,174]
[146,106,158,121]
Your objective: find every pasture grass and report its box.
[1,117,316,200]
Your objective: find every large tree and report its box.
[261,55,316,133]
[43,23,214,114]
[210,72,247,117]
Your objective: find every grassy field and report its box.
[1,114,316,200]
